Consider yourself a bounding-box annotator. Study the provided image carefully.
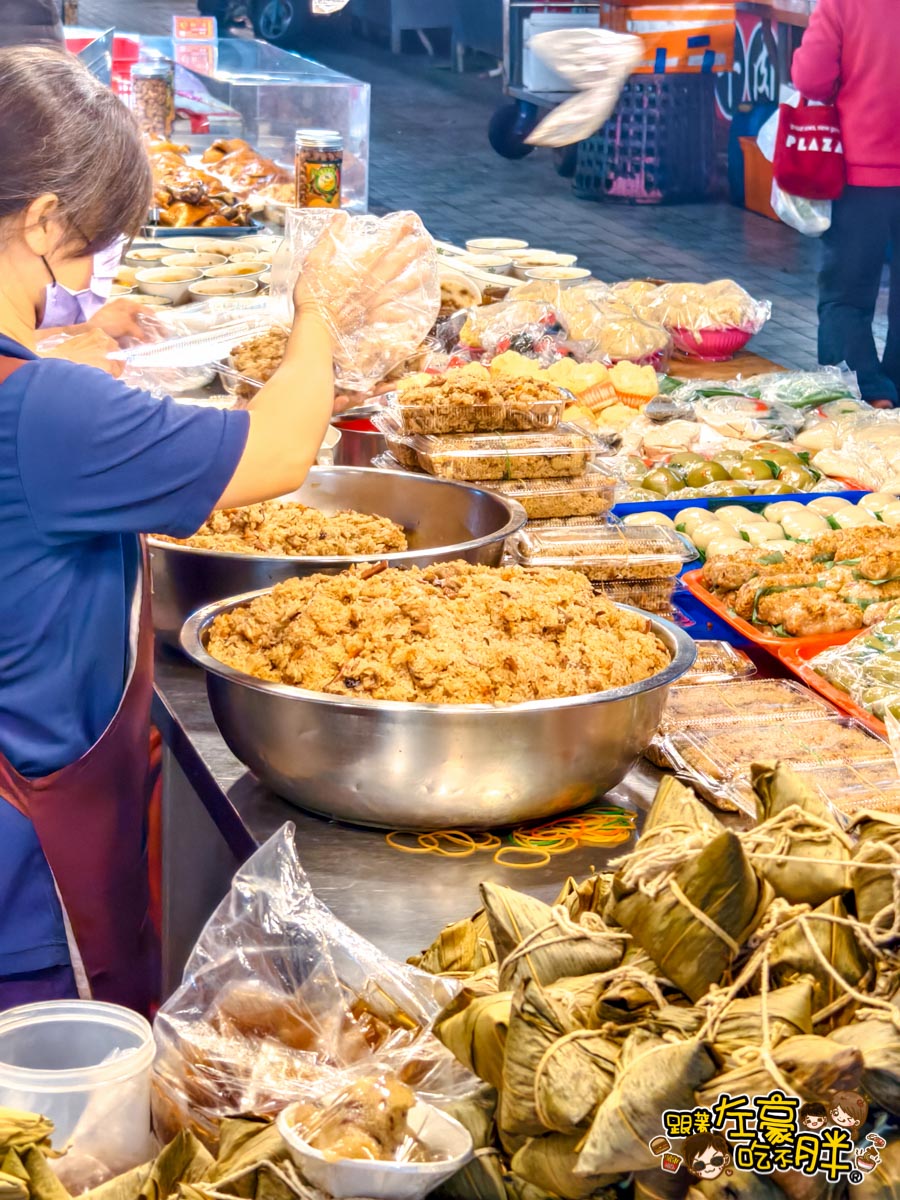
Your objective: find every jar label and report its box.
[304,161,342,208]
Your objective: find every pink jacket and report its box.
[792,0,900,188]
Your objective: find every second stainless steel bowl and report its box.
[180,598,696,829]
[150,466,526,648]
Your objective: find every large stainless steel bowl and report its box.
[149,466,526,649]
[180,596,697,829]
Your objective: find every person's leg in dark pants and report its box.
[819,186,895,402]
[880,188,900,400]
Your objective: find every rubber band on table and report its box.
[385,831,436,854]
[494,845,552,869]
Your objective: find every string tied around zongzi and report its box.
[743,805,855,858]
[609,828,713,899]
[499,906,630,984]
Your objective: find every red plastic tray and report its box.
[776,642,888,739]
[680,569,861,653]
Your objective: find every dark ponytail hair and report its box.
[0,46,152,254]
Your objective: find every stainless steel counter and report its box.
[153,645,665,989]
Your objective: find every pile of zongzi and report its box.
[410,765,900,1200]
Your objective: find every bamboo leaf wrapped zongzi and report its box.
[849,811,900,931]
[576,1034,716,1177]
[511,1133,617,1200]
[696,1035,862,1106]
[481,884,625,992]
[768,898,870,1015]
[831,1018,900,1115]
[435,991,512,1092]
[611,831,770,1002]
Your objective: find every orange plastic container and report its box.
[776,642,888,738]
[680,569,862,652]
[739,137,779,222]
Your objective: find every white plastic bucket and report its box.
[0,1001,155,1183]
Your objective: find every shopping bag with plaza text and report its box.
[773,98,844,201]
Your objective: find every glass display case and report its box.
[137,36,370,212]
[66,29,370,212]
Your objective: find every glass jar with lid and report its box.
[132,61,175,138]
[294,129,343,208]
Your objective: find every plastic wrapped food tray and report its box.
[660,679,835,731]
[379,426,598,482]
[526,516,616,531]
[385,388,566,436]
[792,762,900,816]
[509,522,692,579]
[594,579,676,617]
[664,714,892,815]
[776,642,889,738]
[679,640,757,684]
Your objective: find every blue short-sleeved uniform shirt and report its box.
[0,337,249,975]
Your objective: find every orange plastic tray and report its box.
[680,569,862,652]
[776,642,888,738]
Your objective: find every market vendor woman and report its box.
[0,47,412,1013]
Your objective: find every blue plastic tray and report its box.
[613,488,868,520]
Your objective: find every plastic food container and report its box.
[386,390,566,437]
[0,1001,155,1181]
[484,468,617,520]
[664,714,893,814]
[594,578,677,617]
[510,523,692,579]
[660,679,835,729]
[380,426,597,482]
[793,763,900,816]
[679,641,757,685]
[277,1100,473,1200]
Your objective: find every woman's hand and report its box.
[39,329,123,377]
[85,298,159,342]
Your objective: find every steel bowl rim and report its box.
[147,466,527,567]
[180,590,697,715]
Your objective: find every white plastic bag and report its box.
[771,181,832,237]
[525,28,644,148]
[758,89,831,236]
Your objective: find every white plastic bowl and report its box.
[204,262,267,281]
[524,266,592,288]
[136,266,202,304]
[465,237,528,253]
[0,1001,154,1178]
[277,1100,473,1200]
[188,277,259,300]
[161,252,228,270]
[124,246,171,269]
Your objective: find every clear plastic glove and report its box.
[38,328,123,377]
[285,209,440,392]
[85,298,161,342]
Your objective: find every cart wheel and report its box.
[553,144,579,178]
[251,0,309,47]
[488,101,538,160]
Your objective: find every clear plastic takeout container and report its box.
[661,679,834,729]
[482,467,617,519]
[678,640,757,685]
[374,423,597,482]
[509,522,693,579]
[664,714,892,815]
[385,387,566,436]
[792,762,900,816]
[594,578,677,616]
[0,1000,155,1185]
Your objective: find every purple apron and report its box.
[0,356,157,1016]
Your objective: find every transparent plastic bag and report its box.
[272,209,441,394]
[694,394,805,441]
[811,609,900,722]
[771,182,831,237]
[524,28,643,148]
[749,367,858,410]
[644,279,772,334]
[458,298,563,355]
[152,825,474,1149]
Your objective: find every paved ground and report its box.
[81,0,888,370]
